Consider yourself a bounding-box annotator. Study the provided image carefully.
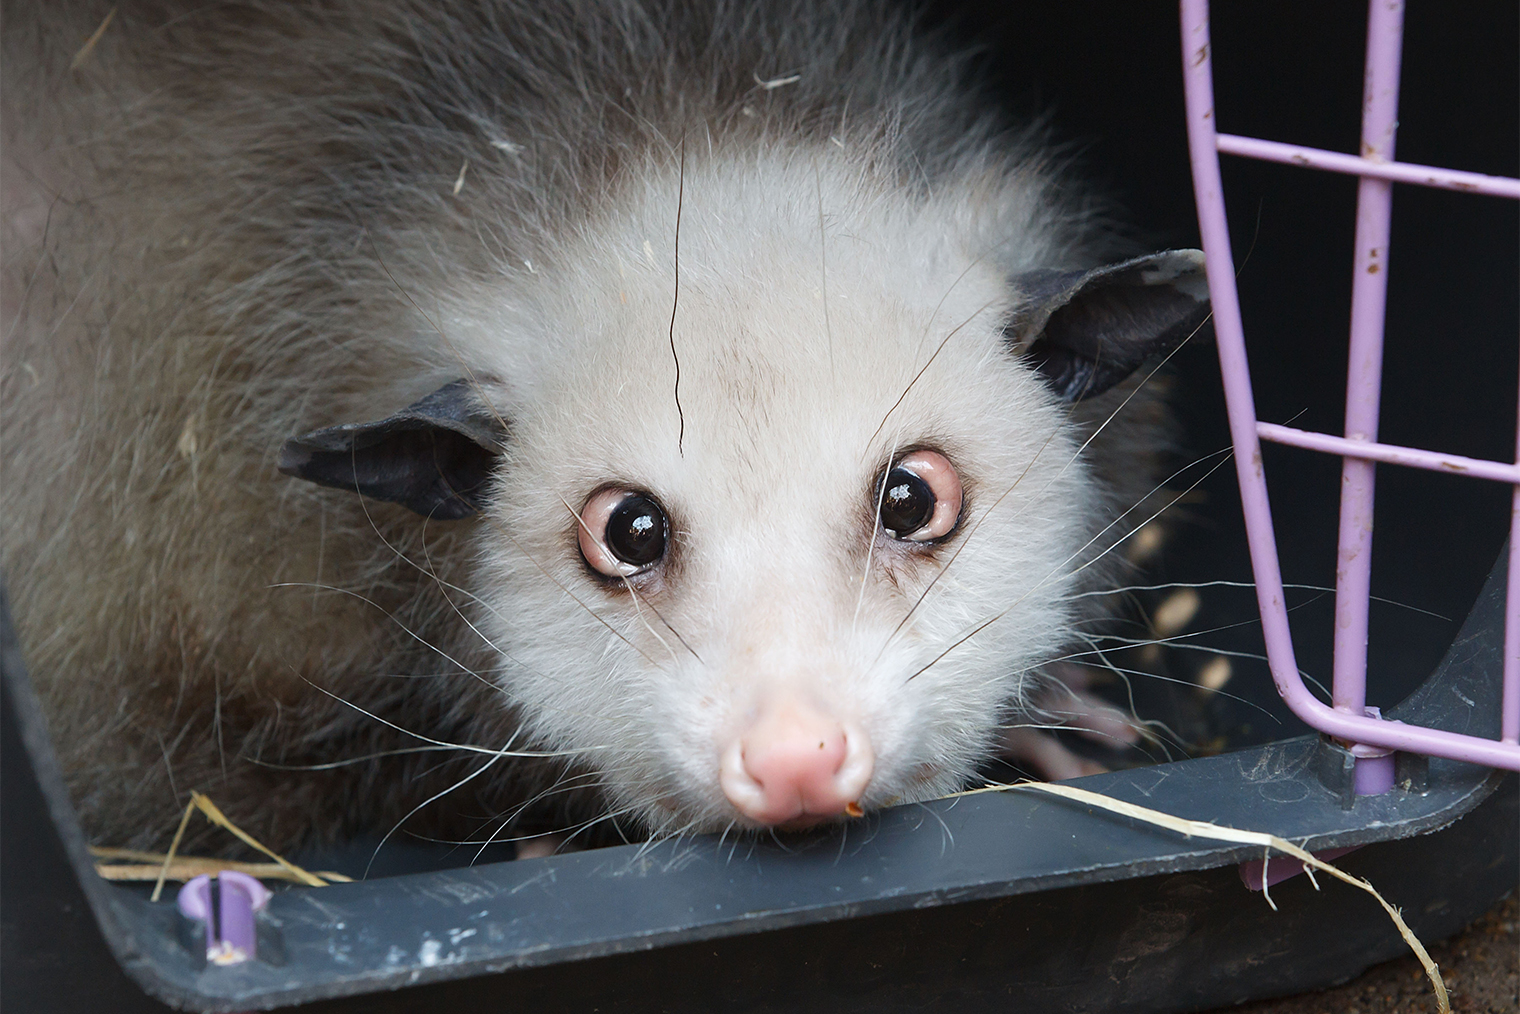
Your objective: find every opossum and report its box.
[0,0,1207,855]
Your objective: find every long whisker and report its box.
[291,673,601,760]
[553,498,705,665]
[472,507,670,672]
[906,448,1233,686]
[1001,311,1217,529]
[1064,579,1451,621]
[636,595,704,663]
[877,422,1070,658]
[883,318,1216,664]
[449,770,611,851]
[365,740,518,878]
[814,156,835,384]
[1054,636,1283,721]
[1047,588,1335,662]
[998,719,1165,753]
[559,495,683,668]
[271,577,621,729]
[1052,586,1341,700]
[469,800,640,865]
[288,454,545,687]
[1039,449,1237,609]
[266,581,496,685]
[904,612,1002,682]
[246,745,468,771]
[412,525,563,679]
[853,431,900,633]
[866,297,1001,450]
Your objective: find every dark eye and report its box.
[578,489,668,576]
[878,450,962,542]
[606,495,666,565]
[881,469,934,536]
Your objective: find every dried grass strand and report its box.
[145,792,331,901]
[952,781,1449,1014]
[92,848,352,884]
[149,795,197,902]
[70,6,115,70]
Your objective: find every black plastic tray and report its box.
[2,543,1514,1014]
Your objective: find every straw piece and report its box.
[150,796,197,902]
[94,857,352,884]
[187,792,329,887]
[92,846,181,864]
[141,792,332,898]
[70,6,116,70]
[92,846,351,883]
[956,781,1449,1014]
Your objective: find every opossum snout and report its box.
[718,699,874,826]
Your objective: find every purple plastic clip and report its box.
[176,871,271,966]
[1239,846,1364,892]
[1349,707,1397,796]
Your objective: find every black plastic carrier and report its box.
[3,4,1515,1012]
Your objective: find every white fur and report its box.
[453,149,1094,831]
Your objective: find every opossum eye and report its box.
[579,489,668,576]
[880,451,961,542]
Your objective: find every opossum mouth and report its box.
[771,813,843,832]
[767,801,866,832]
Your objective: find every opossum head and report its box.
[280,153,1206,836]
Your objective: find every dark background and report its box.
[930,0,1520,748]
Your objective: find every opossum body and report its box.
[0,1,1206,852]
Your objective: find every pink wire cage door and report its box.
[1180,0,1520,785]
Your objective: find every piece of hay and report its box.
[90,848,351,885]
[145,792,331,901]
[70,6,116,70]
[954,780,1450,1014]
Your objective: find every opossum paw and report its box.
[997,661,1152,780]
[1031,661,1145,748]
[514,834,573,860]
[996,727,1109,781]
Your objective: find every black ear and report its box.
[277,380,506,520]
[1007,250,1210,402]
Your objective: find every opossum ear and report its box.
[277,380,506,520]
[1007,249,1210,402]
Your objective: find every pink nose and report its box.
[719,699,874,826]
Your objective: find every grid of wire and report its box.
[1180,0,1520,773]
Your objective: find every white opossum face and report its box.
[478,206,1087,831]
[279,155,1208,835]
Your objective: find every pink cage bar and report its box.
[1180,0,1520,781]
